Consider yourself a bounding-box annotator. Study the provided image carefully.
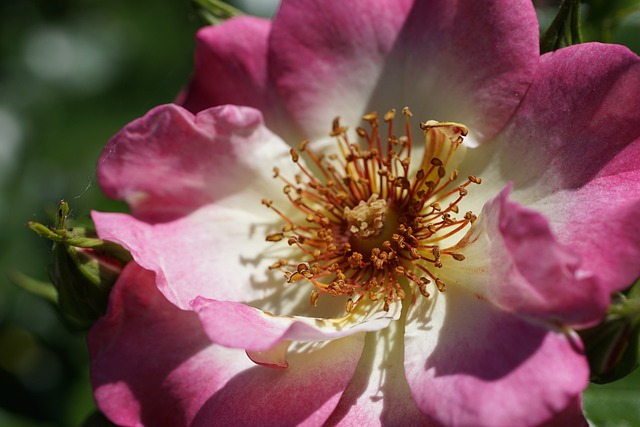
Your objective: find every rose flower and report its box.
[88,1,640,425]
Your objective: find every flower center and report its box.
[262,108,481,313]
[345,194,387,239]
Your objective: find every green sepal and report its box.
[540,0,584,53]
[29,221,131,263]
[192,0,244,25]
[580,280,640,384]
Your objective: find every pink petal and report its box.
[94,205,400,345]
[403,286,589,427]
[270,0,539,143]
[92,203,286,309]
[89,263,365,427]
[179,17,270,113]
[444,186,608,328]
[191,295,401,352]
[540,397,588,427]
[97,104,291,223]
[462,42,640,295]
[94,104,312,308]
[178,17,300,141]
[380,0,539,144]
[325,321,433,426]
[269,0,413,140]
[491,43,640,293]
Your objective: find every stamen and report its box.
[263,109,481,312]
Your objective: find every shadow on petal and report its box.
[425,288,546,380]
[192,336,365,427]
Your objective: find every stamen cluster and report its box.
[262,108,481,313]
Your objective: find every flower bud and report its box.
[27,200,132,331]
[50,236,128,330]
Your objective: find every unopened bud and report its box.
[28,200,131,330]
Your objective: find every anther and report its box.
[331,117,348,136]
[419,284,430,298]
[287,271,305,283]
[297,262,310,274]
[266,233,285,242]
[346,298,355,313]
[290,148,299,163]
[384,109,396,122]
[468,175,482,184]
[268,259,288,270]
[362,112,378,123]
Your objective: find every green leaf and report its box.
[7,270,58,304]
[584,367,640,426]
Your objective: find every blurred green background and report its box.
[0,1,638,426]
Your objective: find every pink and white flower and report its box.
[88,1,640,426]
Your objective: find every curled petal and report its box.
[466,43,640,293]
[191,296,401,352]
[444,185,608,328]
[246,340,291,369]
